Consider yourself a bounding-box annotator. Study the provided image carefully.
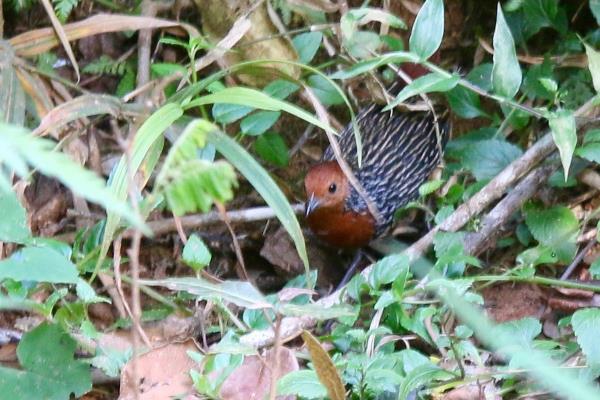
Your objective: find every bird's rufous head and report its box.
[304,161,349,217]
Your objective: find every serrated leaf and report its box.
[240,111,281,136]
[0,246,78,283]
[0,190,30,244]
[524,204,579,263]
[182,234,212,272]
[292,32,323,64]
[301,330,345,400]
[572,308,600,367]
[548,109,577,179]
[409,0,444,59]
[141,277,272,309]
[584,42,600,94]
[383,72,459,110]
[368,254,410,290]
[461,139,523,181]
[0,323,91,399]
[492,3,522,98]
[445,86,487,119]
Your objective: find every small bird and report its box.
[304,81,450,249]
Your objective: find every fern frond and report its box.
[53,0,78,21]
[82,55,129,76]
[155,119,238,216]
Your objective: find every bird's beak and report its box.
[305,193,320,217]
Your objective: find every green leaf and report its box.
[397,364,452,400]
[206,130,309,274]
[524,204,579,263]
[0,246,78,283]
[0,190,30,244]
[141,277,272,309]
[409,0,444,60]
[496,317,541,348]
[590,257,600,279]
[576,142,600,163]
[263,80,300,100]
[254,132,289,167]
[344,31,381,59]
[418,179,444,196]
[240,111,281,136]
[383,73,459,110]
[461,139,523,181]
[212,103,253,124]
[292,32,323,64]
[187,87,337,137]
[182,234,212,272]
[0,323,91,400]
[307,74,345,106]
[584,42,600,94]
[548,109,577,180]
[368,254,409,290]
[445,86,487,119]
[277,370,327,399]
[76,279,109,304]
[572,309,600,367]
[492,3,522,98]
[329,51,419,79]
[583,128,600,144]
[154,119,237,216]
[279,303,356,320]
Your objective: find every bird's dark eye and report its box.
[328,183,337,193]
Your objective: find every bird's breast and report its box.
[306,206,376,248]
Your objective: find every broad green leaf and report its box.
[292,32,323,64]
[572,309,600,367]
[154,119,237,216]
[583,128,600,144]
[240,111,281,136]
[576,142,600,163]
[445,86,487,119]
[0,190,30,244]
[409,0,444,59]
[186,87,337,137]
[76,279,109,304]
[98,103,184,274]
[584,42,600,94]
[141,277,272,309]
[496,317,541,348]
[307,74,345,106]
[0,323,91,400]
[254,132,289,167]
[182,234,212,272]
[207,130,308,272]
[548,109,577,179]
[383,72,459,110]
[277,370,327,399]
[368,254,409,290]
[0,246,78,283]
[524,204,579,263]
[263,79,300,100]
[492,3,522,98]
[397,364,452,400]
[344,30,381,59]
[461,139,523,181]
[418,179,444,196]
[212,103,253,124]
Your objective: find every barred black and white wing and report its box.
[323,105,450,234]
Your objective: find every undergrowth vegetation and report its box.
[1,0,600,399]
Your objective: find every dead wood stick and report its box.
[463,164,556,256]
[123,204,305,238]
[239,98,599,349]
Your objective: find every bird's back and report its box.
[323,104,450,235]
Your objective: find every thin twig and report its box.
[561,240,596,280]
[123,204,305,238]
[216,202,250,282]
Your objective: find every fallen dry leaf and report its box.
[119,340,199,400]
[219,347,299,400]
[301,330,345,400]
